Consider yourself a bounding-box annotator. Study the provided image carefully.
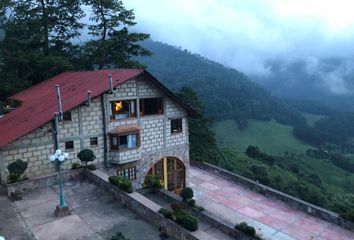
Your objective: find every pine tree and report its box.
[177,87,221,164]
[83,0,151,69]
[0,0,84,99]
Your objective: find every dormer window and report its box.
[111,100,136,120]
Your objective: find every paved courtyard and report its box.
[0,181,160,240]
[189,166,354,240]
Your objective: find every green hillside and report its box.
[213,119,311,154]
[302,113,324,127]
[137,40,305,129]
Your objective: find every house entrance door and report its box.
[147,157,185,195]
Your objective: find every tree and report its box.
[176,87,221,164]
[0,0,84,99]
[82,0,151,69]
[77,149,96,167]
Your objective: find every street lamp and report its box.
[50,149,71,217]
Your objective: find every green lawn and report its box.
[302,113,324,127]
[213,119,312,155]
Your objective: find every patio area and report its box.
[189,166,354,240]
[0,181,160,240]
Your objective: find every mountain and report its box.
[250,59,354,112]
[136,40,305,129]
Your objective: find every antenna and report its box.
[56,85,63,121]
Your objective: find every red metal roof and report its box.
[0,69,144,149]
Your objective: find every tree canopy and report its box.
[0,0,150,101]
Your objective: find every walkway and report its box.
[189,166,354,240]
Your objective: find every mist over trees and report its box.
[0,0,150,101]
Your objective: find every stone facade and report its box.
[1,75,190,190]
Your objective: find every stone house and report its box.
[0,69,193,194]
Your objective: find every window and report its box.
[110,133,139,150]
[90,137,98,146]
[171,118,183,133]
[117,166,137,180]
[111,100,136,120]
[140,98,163,116]
[65,141,74,150]
[63,111,72,121]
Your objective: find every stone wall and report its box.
[85,169,201,240]
[1,96,105,182]
[156,189,253,240]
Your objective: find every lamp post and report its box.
[50,149,71,217]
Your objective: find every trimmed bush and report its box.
[144,174,163,189]
[158,208,172,219]
[77,149,96,167]
[87,164,96,171]
[71,162,82,169]
[173,209,198,231]
[180,187,193,201]
[187,199,196,207]
[7,160,28,183]
[108,176,133,193]
[235,222,256,237]
[110,232,130,240]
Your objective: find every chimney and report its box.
[56,85,63,121]
[109,74,113,93]
[86,91,92,106]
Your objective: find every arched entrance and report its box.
[147,157,185,195]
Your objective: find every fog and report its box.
[125,0,354,95]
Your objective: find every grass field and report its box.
[213,119,312,155]
[302,112,324,127]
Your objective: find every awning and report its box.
[108,125,141,135]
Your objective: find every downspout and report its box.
[101,94,108,167]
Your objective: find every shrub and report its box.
[235,222,256,237]
[108,176,133,193]
[7,160,28,183]
[180,187,193,201]
[196,206,205,211]
[144,174,163,189]
[187,199,196,207]
[77,149,96,167]
[158,208,172,219]
[71,162,82,169]
[110,232,130,240]
[87,164,96,171]
[173,209,198,231]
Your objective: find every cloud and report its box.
[125,0,354,94]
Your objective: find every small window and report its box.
[90,137,98,146]
[140,98,163,116]
[171,118,183,133]
[117,166,137,180]
[110,133,139,150]
[63,111,72,121]
[65,141,74,150]
[111,100,136,120]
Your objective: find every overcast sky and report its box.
[125,0,354,79]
